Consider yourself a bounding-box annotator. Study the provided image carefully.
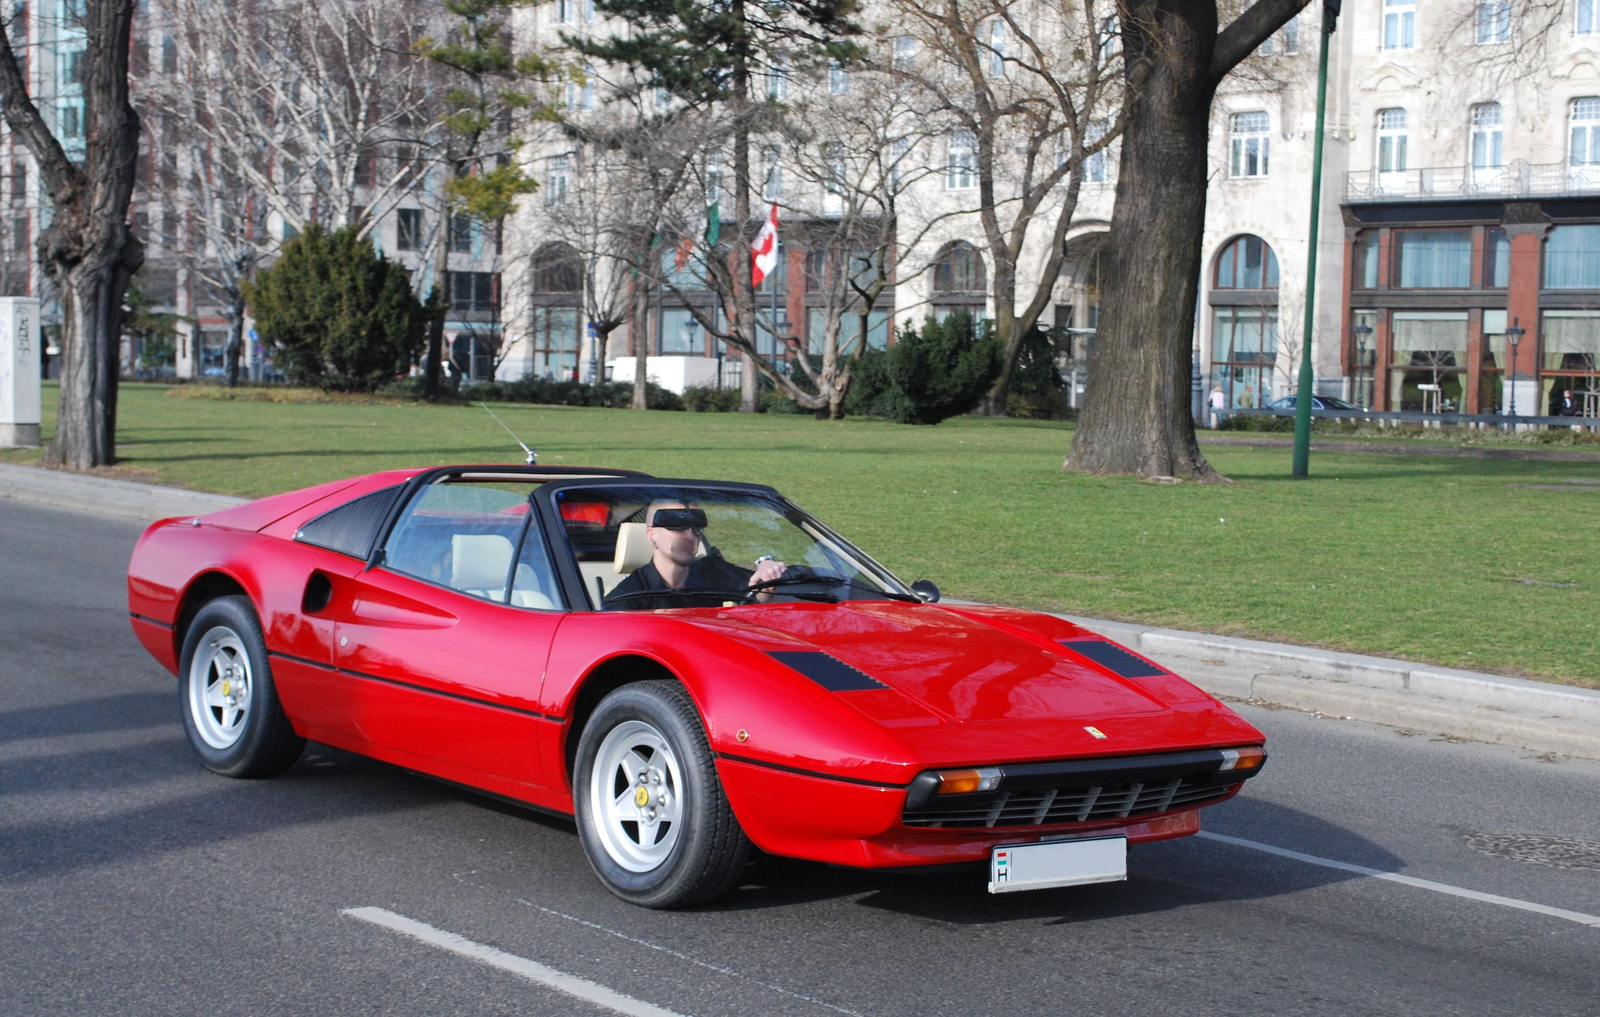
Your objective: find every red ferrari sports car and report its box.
[127,464,1266,907]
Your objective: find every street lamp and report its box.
[1505,317,1526,418]
[1353,323,1373,409]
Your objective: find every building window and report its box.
[1471,103,1503,169]
[1393,229,1471,288]
[931,241,986,318]
[892,35,916,71]
[1580,0,1599,35]
[822,143,846,216]
[555,0,570,23]
[828,61,849,95]
[888,137,910,189]
[547,155,569,203]
[947,130,977,189]
[1213,234,1279,289]
[62,48,82,85]
[762,144,783,200]
[1570,98,1600,166]
[1485,227,1510,287]
[1353,232,1380,289]
[1377,108,1408,173]
[61,102,82,137]
[1475,0,1509,44]
[658,307,705,355]
[1391,312,1468,412]
[705,152,722,204]
[12,214,27,255]
[1211,307,1279,409]
[1098,15,1119,61]
[530,307,580,378]
[448,270,498,313]
[161,35,176,74]
[1229,111,1270,178]
[396,208,421,251]
[11,163,23,202]
[1260,15,1298,55]
[1544,224,1600,289]
[766,56,787,101]
[1383,0,1415,49]
[449,213,474,254]
[1084,120,1111,183]
[989,20,1006,76]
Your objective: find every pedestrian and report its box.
[1559,388,1578,416]
[1239,385,1256,409]
[1208,383,1225,429]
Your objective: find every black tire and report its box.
[177,595,305,778]
[573,680,751,908]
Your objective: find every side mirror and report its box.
[910,579,941,603]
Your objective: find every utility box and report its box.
[0,297,40,448]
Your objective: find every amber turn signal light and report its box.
[1219,746,1266,771]
[935,767,1003,794]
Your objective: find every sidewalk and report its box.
[6,460,1596,761]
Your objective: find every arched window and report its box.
[529,243,582,380]
[532,242,582,293]
[1209,235,1280,411]
[1213,235,1279,289]
[931,241,986,320]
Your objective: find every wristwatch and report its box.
[754,555,775,566]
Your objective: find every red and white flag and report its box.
[750,202,779,286]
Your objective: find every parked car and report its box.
[127,465,1267,907]
[1265,394,1358,411]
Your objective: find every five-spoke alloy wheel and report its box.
[574,681,750,908]
[178,595,305,777]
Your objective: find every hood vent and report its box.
[1058,639,1166,678]
[767,651,886,692]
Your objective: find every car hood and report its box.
[688,601,1172,725]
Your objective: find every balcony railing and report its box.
[1344,159,1600,203]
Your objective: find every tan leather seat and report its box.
[613,522,652,574]
[451,534,514,599]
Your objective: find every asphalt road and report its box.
[4,499,1599,1017]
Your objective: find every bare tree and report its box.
[0,0,142,468]
[888,0,1127,415]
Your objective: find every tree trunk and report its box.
[223,289,246,388]
[631,275,650,409]
[1065,2,1223,481]
[50,253,138,468]
[0,0,143,469]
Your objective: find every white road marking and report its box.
[514,897,869,1017]
[1197,831,1600,928]
[343,906,687,1017]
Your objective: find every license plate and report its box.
[988,837,1127,893]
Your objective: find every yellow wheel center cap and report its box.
[634,786,651,808]
[221,679,232,697]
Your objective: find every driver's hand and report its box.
[750,558,787,586]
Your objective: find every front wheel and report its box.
[178,595,305,778]
[573,681,750,908]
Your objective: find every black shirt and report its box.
[604,554,755,610]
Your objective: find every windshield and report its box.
[549,484,914,611]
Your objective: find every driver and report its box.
[603,501,787,610]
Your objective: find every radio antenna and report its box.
[480,403,538,464]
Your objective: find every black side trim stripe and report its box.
[767,650,887,691]
[129,612,175,630]
[1058,639,1167,678]
[266,651,554,721]
[715,751,909,790]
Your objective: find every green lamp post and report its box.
[1292,0,1343,478]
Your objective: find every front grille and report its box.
[902,775,1238,828]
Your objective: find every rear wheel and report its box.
[574,681,750,908]
[178,596,305,777]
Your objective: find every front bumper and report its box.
[716,746,1264,868]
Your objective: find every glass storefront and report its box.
[1390,311,1467,411]
[1212,306,1278,408]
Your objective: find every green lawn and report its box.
[8,382,1599,688]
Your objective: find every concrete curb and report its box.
[1063,615,1600,761]
[4,461,1595,759]
[0,462,247,523]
